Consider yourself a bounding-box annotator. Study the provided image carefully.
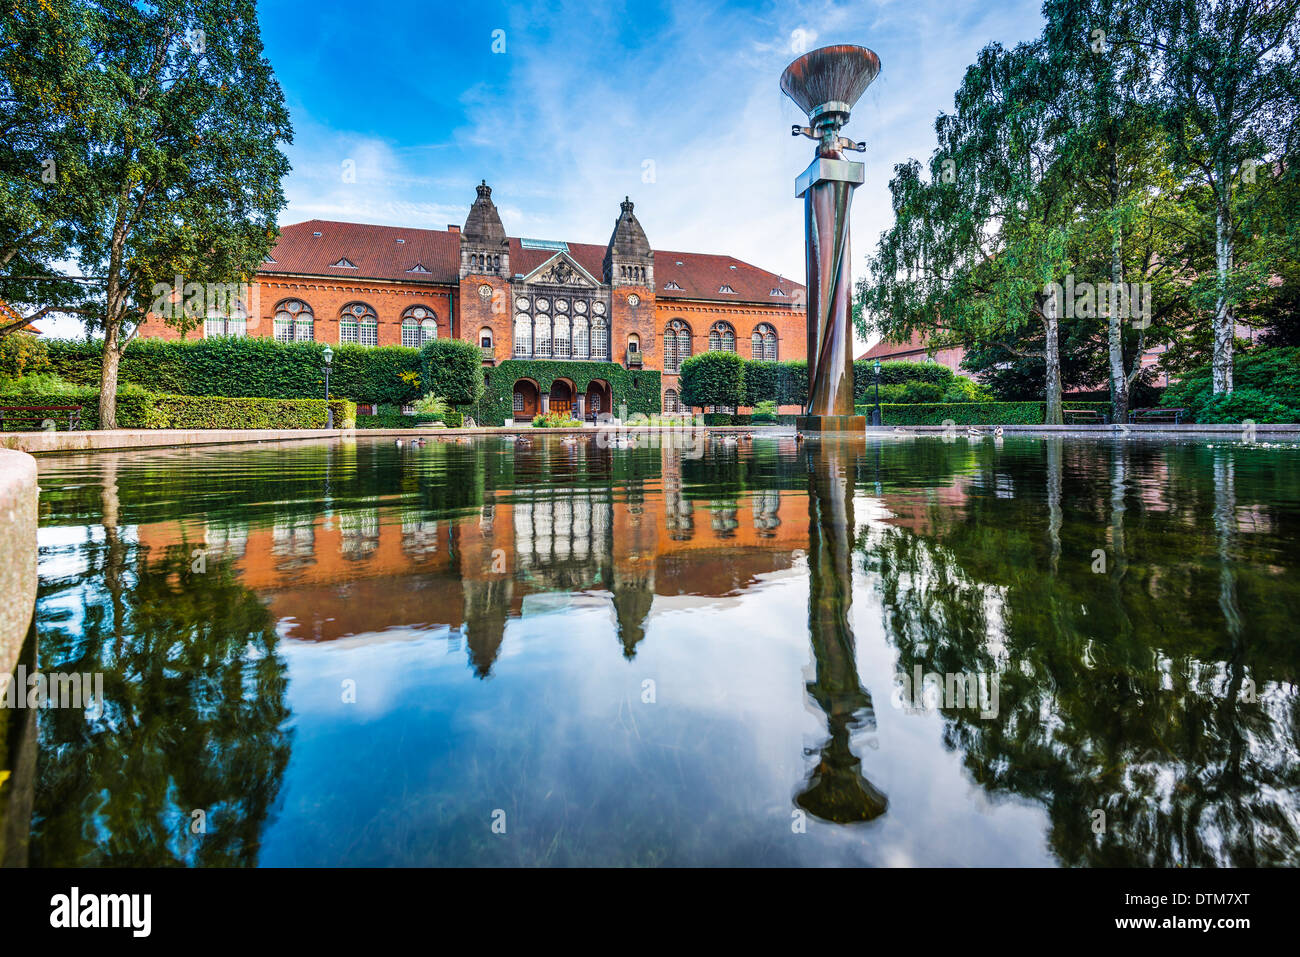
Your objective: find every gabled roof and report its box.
[261,220,803,305]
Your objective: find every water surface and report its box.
[15,432,1300,866]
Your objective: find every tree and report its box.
[1147,0,1300,393]
[10,0,292,427]
[860,41,1074,422]
[0,0,98,337]
[678,351,745,412]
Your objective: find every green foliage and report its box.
[411,392,450,421]
[853,401,1111,425]
[419,338,484,407]
[0,386,352,430]
[1164,347,1300,423]
[532,411,583,428]
[0,334,50,382]
[899,381,945,404]
[42,337,422,405]
[679,352,745,410]
[474,360,659,426]
[751,400,778,424]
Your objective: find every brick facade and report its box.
[135,182,808,416]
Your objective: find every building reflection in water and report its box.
[798,437,888,824]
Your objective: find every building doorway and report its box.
[585,380,612,421]
[549,379,574,417]
[512,379,539,421]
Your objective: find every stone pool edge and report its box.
[0,449,37,679]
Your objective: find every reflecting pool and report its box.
[11,432,1300,866]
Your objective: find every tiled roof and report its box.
[262,221,803,305]
[858,331,931,361]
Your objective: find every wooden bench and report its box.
[1128,406,1187,425]
[1063,407,1109,424]
[0,405,83,432]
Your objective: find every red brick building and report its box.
[137,181,806,418]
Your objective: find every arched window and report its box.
[274,298,314,343]
[573,317,590,359]
[664,388,681,413]
[400,305,437,347]
[553,315,570,359]
[205,298,248,338]
[664,319,691,372]
[514,314,531,357]
[709,321,736,352]
[627,333,640,354]
[752,323,777,361]
[535,315,551,358]
[479,327,494,348]
[340,302,377,346]
[591,317,608,360]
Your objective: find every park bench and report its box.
[1128,406,1187,425]
[0,404,83,432]
[1063,407,1109,424]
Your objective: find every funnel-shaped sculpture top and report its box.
[780,44,881,126]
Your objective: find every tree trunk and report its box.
[1044,308,1063,425]
[1107,149,1129,422]
[1212,192,1234,394]
[98,322,121,430]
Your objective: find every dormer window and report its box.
[264,255,277,264]
[407,263,430,273]
[719,284,736,294]
[664,280,682,291]
[770,287,787,296]
[332,257,357,268]
[312,231,322,237]
[396,238,406,244]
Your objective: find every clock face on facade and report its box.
[627,294,640,307]
[536,298,550,311]
[478,284,493,299]
[573,300,587,314]
[592,301,606,316]
[515,297,529,311]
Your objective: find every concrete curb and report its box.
[866,423,1300,436]
[0,449,37,679]
[0,424,781,455]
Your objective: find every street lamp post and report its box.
[322,345,334,429]
[873,358,882,427]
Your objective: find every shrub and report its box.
[474,360,660,426]
[43,337,422,405]
[0,335,50,383]
[679,351,745,410]
[532,411,582,428]
[420,338,484,407]
[0,388,353,430]
[1164,347,1300,423]
[899,381,945,404]
[851,401,1110,425]
[411,393,450,422]
[751,400,778,424]
[1187,389,1294,424]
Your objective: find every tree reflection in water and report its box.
[859,437,1300,866]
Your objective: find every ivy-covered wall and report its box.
[477,360,660,426]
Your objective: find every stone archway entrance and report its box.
[512,379,539,421]
[549,379,574,417]
[584,380,612,421]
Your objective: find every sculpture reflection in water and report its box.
[797,436,887,824]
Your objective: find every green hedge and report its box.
[680,351,746,409]
[0,388,354,430]
[475,360,660,427]
[419,338,484,406]
[852,401,1111,425]
[43,337,422,406]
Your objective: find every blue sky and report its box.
[50,0,1050,341]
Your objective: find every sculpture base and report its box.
[796,415,866,433]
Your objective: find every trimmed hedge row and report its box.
[476,360,660,426]
[0,387,355,430]
[853,401,1111,425]
[43,337,422,405]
